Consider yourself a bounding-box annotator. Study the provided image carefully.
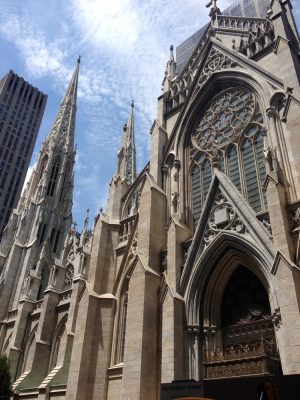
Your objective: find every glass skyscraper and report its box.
[0,70,47,237]
[176,0,272,73]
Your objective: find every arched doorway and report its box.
[204,266,281,379]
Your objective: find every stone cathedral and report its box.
[1,0,300,399]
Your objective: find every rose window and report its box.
[190,88,261,154]
[190,87,267,226]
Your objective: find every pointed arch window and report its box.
[226,146,241,191]
[59,162,70,201]
[242,139,260,211]
[256,132,267,208]
[190,155,212,226]
[117,290,128,364]
[49,318,67,371]
[39,155,48,180]
[190,87,267,227]
[47,157,60,196]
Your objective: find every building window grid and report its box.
[0,74,45,236]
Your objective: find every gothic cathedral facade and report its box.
[1,1,300,399]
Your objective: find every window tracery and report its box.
[62,264,74,291]
[47,157,60,197]
[190,87,267,225]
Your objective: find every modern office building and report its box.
[176,0,270,73]
[0,71,47,237]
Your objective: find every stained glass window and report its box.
[190,87,267,226]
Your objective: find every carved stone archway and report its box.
[203,265,281,380]
[184,234,281,381]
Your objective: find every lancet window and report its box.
[39,155,48,180]
[47,157,60,196]
[190,87,267,226]
[37,264,50,300]
[59,162,70,201]
[117,290,128,363]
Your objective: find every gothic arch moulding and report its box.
[182,232,278,326]
[172,69,279,157]
[49,314,68,371]
[170,71,279,228]
[20,324,38,375]
[182,234,281,380]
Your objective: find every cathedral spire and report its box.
[46,58,80,150]
[117,101,136,184]
[0,59,81,314]
[62,56,80,106]
[21,58,80,207]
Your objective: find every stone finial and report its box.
[84,208,89,230]
[169,45,175,62]
[206,0,220,19]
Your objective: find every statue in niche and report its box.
[172,192,178,213]
[49,264,58,288]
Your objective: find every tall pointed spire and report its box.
[163,45,176,92]
[62,56,80,105]
[46,58,80,150]
[21,58,80,207]
[117,101,136,184]
[0,58,81,316]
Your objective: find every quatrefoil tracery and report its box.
[191,88,264,157]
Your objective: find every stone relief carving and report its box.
[167,46,241,113]
[289,204,300,232]
[190,87,264,158]
[62,264,74,291]
[203,192,248,247]
[196,48,240,91]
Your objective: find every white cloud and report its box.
[72,0,141,53]
[0,0,210,228]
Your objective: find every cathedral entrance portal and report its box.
[204,266,281,379]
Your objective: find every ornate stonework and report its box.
[2,2,300,400]
[203,191,248,247]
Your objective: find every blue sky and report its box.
[0,0,299,230]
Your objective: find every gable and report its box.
[165,37,284,159]
[180,169,274,291]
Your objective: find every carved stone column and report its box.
[162,164,168,193]
[187,325,201,380]
[264,107,294,259]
